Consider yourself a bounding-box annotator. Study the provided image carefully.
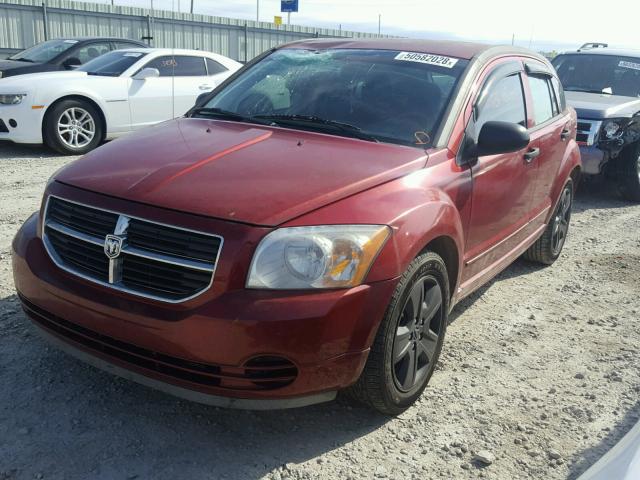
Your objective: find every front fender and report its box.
[284,168,467,288]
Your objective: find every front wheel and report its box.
[523,180,573,265]
[345,252,449,415]
[618,143,640,202]
[43,99,103,155]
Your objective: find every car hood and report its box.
[0,70,88,87]
[55,118,429,226]
[565,91,640,120]
[0,59,55,78]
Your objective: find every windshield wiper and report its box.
[189,107,271,125]
[11,58,34,63]
[253,114,379,142]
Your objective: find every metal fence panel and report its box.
[0,0,391,60]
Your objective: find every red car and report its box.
[12,39,581,414]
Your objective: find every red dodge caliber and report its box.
[12,39,581,414]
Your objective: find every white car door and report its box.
[127,55,212,129]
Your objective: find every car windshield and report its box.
[553,53,640,98]
[196,48,469,147]
[78,51,148,77]
[9,39,78,63]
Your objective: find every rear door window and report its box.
[528,75,556,125]
[206,58,228,75]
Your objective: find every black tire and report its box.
[43,99,103,155]
[618,142,640,202]
[345,252,449,415]
[523,180,573,265]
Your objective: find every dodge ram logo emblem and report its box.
[104,235,123,259]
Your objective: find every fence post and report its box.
[42,2,49,41]
[146,15,153,46]
[244,22,248,63]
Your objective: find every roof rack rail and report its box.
[578,42,608,51]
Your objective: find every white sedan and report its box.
[0,48,242,154]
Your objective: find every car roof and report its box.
[277,38,526,61]
[559,48,640,58]
[115,48,218,56]
[54,36,147,44]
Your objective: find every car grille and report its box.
[42,196,223,302]
[576,119,602,146]
[20,295,298,391]
[0,119,8,133]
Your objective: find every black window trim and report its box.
[526,72,566,132]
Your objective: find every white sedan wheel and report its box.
[57,107,96,149]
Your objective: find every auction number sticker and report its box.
[619,60,640,71]
[395,52,459,68]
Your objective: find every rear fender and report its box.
[548,138,581,223]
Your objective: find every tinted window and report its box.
[75,42,111,64]
[553,53,640,97]
[476,74,526,130]
[201,48,469,148]
[79,51,148,76]
[206,58,228,75]
[9,39,77,63]
[143,55,207,77]
[115,41,143,50]
[528,76,555,125]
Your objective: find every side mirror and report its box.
[472,121,530,158]
[63,57,81,70]
[133,68,160,80]
[195,92,210,107]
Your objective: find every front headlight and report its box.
[600,118,629,140]
[0,94,26,105]
[247,225,391,289]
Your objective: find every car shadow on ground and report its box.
[0,142,63,159]
[574,176,636,212]
[567,400,640,479]
[0,293,390,479]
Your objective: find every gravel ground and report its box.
[0,143,639,480]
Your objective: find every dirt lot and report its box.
[0,143,639,480]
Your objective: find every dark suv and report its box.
[0,37,148,79]
[553,43,640,201]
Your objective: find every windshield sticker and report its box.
[619,60,640,71]
[123,52,143,57]
[63,40,79,44]
[395,52,459,68]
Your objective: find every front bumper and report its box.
[578,144,607,175]
[13,211,398,408]
[0,103,44,144]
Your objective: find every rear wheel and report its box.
[346,252,449,415]
[523,180,573,265]
[43,99,103,155]
[618,142,640,202]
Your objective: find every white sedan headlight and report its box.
[247,225,391,289]
[0,94,27,105]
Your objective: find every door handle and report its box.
[523,147,540,163]
[561,128,571,141]
[198,84,212,90]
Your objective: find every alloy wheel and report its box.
[551,186,572,255]
[392,276,443,393]
[57,107,95,149]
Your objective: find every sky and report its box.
[86,0,640,52]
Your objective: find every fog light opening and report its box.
[8,119,17,128]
